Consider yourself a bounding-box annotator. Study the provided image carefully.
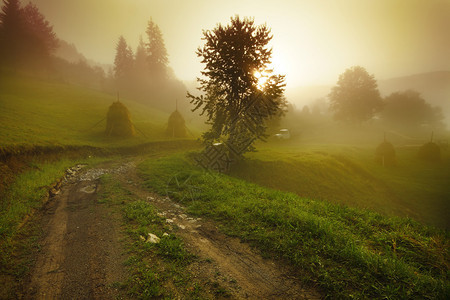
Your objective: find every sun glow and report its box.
[254,70,270,90]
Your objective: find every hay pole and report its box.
[86,91,120,133]
[85,117,106,132]
[184,124,196,138]
[382,131,386,166]
[132,122,148,138]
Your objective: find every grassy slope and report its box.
[229,143,450,229]
[0,74,173,149]
[1,73,449,297]
[138,153,449,299]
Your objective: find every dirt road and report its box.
[25,164,129,299]
[23,158,320,299]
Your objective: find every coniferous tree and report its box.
[134,36,148,80]
[21,2,58,65]
[113,35,134,89]
[145,19,168,79]
[129,36,150,98]
[0,0,25,66]
[0,0,57,69]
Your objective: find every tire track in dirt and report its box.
[25,181,69,299]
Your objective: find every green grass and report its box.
[229,143,450,229]
[138,153,450,299]
[0,74,194,150]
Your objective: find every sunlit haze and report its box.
[30,0,450,94]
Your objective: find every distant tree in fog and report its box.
[188,16,286,157]
[134,36,148,78]
[381,90,444,130]
[145,19,168,79]
[329,66,382,123]
[301,105,310,116]
[113,36,134,88]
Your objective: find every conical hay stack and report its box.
[166,110,186,138]
[375,141,396,166]
[418,142,440,162]
[105,101,135,137]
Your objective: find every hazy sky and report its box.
[29,0,450,90]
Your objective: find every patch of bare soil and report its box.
[23,163,129,299]
[119,159,322,299]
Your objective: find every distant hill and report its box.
[378,71,450,116]
[55,39,112,72]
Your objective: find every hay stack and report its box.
[375,134,396,166]
[105,101,135,137]
[166,109,186,138]
[418,132,440,162]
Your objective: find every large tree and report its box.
[381,90,444,131]
[145,18,168,79]
[329,66,382,123]
[188,16,286,160]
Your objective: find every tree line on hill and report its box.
[0,0,107,90]
[0,0,186,113]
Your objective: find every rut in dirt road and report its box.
[25,165,129,299]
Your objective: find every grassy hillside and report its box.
[229,143,450,229]
[0,74,195,150]
[1,72,448,298]
[138,153,449,299]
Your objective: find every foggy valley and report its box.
[1,0,449,299]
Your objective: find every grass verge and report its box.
[138,153,450,299]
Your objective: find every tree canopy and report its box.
[381,90,444,131]
[329,66,382,123]
[188,16,286,159]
